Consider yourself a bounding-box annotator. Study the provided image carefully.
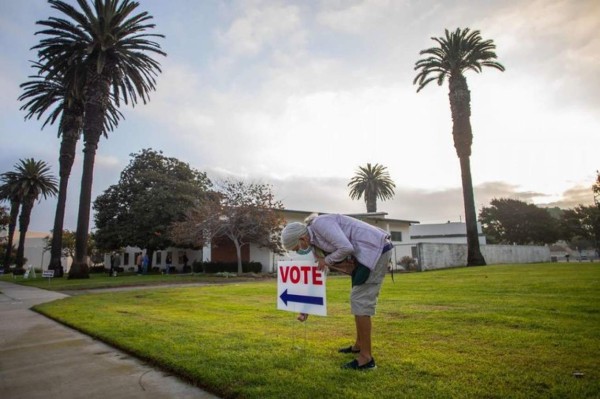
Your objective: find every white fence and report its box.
[412,243,551,271]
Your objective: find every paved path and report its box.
[0,281,219,399]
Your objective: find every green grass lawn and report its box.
[33,263,600,399]
[2,271,266,291]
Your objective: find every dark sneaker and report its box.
[342,358,376,370]
[338,345,360,354]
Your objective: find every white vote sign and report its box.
[277,260,327,316]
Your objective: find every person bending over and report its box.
[281,213,393,370]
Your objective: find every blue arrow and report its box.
[280,289,324,306]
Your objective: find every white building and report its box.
[104,246,203,274]
[2,231,71,273]
[408,222,486,244]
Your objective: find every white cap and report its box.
[281,222,308,250]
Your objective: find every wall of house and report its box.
[408,222,486,245]
[7,232,71,272]
[104,247,202,273]
[250,243,275,273]
[416,243,551,271]
[17,236,46,270]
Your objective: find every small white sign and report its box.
[277,260,327,316]
[42,270,55,278]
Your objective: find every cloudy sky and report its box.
[1,0,598,232]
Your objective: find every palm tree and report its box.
[414,28,505,266]
[33,0,165,278]
[19,61,122,277]
[348,163,396,213]
[0,159,58,270]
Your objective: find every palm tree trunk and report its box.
[449,74,472,158]
[449,73,486,266]
[3,200,19,268]
[70,70,110,279]
[459,156,486,266]
[49,127,79,277]
[69,137,98,279]
[16,198,35,269]
[366,192,377,213]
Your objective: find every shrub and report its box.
[200,261,262,274]
[399,256,417,271]
[89,265,106,274]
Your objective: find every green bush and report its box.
[89,265,106,274]
[199,261,262,274]
[399,256,417,271]
[192,260,203,273]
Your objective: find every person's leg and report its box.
[346,251,391,367]
[352,317,361,351]
[355,315,372,365]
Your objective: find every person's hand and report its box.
[317,258,328,271]
[297,313,308,322]
[327,258,356,275]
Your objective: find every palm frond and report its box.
[413,27,504,92]
[348,163,396,207]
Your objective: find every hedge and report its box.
[192,260,262,274]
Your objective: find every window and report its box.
[156,252,162,265]
[124,253,130,265]
[390,231,402,242]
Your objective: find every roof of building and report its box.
[281,209,419,225]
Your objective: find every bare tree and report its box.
[170,180,285,274]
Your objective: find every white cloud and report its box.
[481,0,600,108]
[215,1,306,68]
[94,154,122,170]
[317,0,397,34]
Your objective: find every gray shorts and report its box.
[350,250,391,316]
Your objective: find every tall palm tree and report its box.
[19,61,122,277]
[348,163,396,213]
[33,0,165,278]
[414,28,505,266]
[0,159,58,270]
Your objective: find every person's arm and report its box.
[312,218,354,266]
[313,248,354,274]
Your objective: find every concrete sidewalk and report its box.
[0,281,219,399]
